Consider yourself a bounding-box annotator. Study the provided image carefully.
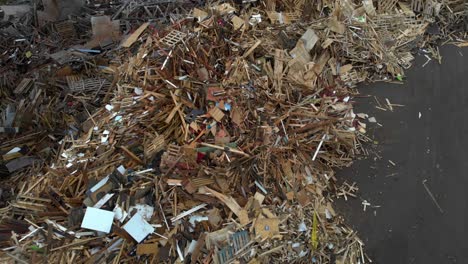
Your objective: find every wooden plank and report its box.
[121,22,150,48]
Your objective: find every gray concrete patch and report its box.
[336,45,468,264]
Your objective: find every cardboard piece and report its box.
[137,243,159,256]
[254,218,280,239]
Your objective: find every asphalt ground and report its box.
[336,45,468,264]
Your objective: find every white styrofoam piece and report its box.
[93,193,115,208]
[129,204,154,221]
[81,207,115,233]
[123,213,154,243]
[89,176,109,193]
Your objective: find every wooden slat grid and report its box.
[11,195,50,214]
[423,0,437,18]
[341,71,362,86]
[411,0,425,12]
[378,0,399,13]
[165,144,181,161]
[160,30,187,46]
[208,107,225,122]
[217,230,250,264]
[66,76,111,93]
[145,134,166,159]
[160,144,182,171]
[14,78,33,94]
[398,52,415,69]
[373,14,423,31]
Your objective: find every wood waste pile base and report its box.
[0,0,466,263]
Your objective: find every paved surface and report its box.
[336,45,468,264]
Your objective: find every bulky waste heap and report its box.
[0,0,466,263]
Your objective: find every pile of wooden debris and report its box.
[0,0,466,263]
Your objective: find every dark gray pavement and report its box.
[336,45,468,264]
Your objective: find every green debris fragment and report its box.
[356,16,366,23]
[30,245,44,253]
[396,74,403,81]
